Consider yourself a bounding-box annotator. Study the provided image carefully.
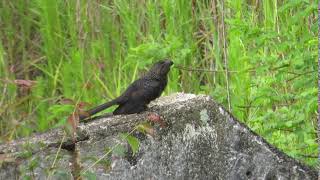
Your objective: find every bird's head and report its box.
[148,59,173,79]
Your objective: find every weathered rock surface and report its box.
[0,93,317,179]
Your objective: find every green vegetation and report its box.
[0,0,317,165]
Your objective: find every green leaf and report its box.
[120,133,140,155]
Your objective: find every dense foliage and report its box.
[0,0,318,165]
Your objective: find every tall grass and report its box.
[0,0,317,165]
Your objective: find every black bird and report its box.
[79,59,173,121]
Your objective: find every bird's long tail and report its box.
[79,99,118,121]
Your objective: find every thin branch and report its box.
[317,1,320,176]
[286,70,316,82]
[47,133,66,179]
[221,0,231,112]
[236,103,294,109]
[296,154,318,159]
[174,65,242,73]
[268,127,317,136]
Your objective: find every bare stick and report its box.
[221,0,231,112]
